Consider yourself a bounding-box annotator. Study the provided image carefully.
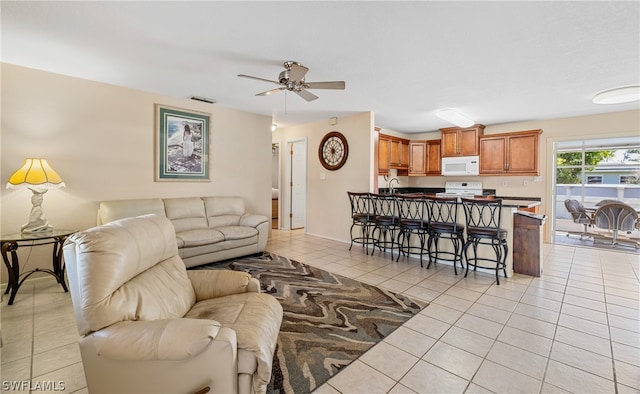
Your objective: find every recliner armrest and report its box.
[239,213,269,228]
[188,270,260,301]
[88,318,236,361]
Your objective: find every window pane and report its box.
[557,168,583,184]
[583,149,616,166]
[620,175,639,184]
[586,176,602,184]
[557,152,583,167]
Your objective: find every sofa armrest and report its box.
[87,318,235,361]
[239,213,269,228]
[187,270,259,301]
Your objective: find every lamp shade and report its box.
[7,158,65,189]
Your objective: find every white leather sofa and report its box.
[97,196,269,267]
[63,214,283,394]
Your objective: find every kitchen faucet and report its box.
[388,177,400,194]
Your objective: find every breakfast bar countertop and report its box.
[494,196,542,209]
[377,188,541,209]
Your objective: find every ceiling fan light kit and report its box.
[592,85,640,104]
[435,108,475,128]
[238,61,345,102]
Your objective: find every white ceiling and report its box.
[2,1,639,133]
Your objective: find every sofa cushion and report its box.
[184,292,283,394]
[176,229,225,248]
[98,199,166,225]
[164,197,208,233]
[217,225,259,240]
[204,196,245,227]
[203,196,246,216]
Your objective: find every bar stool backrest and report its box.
[348,192,373,221]
[461,198,503,236]
[425,196,461,230]
[371,193,400,223]
[396,194,428,226]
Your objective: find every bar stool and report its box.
[425,196,465,274]
[347,192,375,254]
[396,194,430,266]
[371,193,401,259]
[461,198,508,285]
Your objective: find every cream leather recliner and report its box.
[63,214,283,394]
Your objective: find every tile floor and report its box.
[1,229,639,393]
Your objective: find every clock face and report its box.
[319,131,349,171]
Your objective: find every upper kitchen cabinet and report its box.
[409,140,426,175]
[378,132,410,175]
[426,139,442,175]
[479,129,542,175]
[409,139,441,176]
[440,124,485,157]
[379,135,390,174]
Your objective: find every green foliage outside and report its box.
[556,150,615,184]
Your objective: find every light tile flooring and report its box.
[1,229,639,393]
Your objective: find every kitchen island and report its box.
[373,189,542,278]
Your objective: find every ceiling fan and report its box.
[238,61,345,102]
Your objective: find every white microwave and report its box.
[441,155,480,176]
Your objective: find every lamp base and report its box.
[21,188,53,234]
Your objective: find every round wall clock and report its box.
[318,131,349,171]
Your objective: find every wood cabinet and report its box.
[440,124,485,157]
[409,141,426,175]
[409,139,441,176]
[479,129,542,175]
[513,211,546,277]
[378,136,390,174]
[379,133,410,175]
[390,138,409,168]
[426,140,442,175]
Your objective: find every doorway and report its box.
[285,139,307,230]
[553,136,640,249]
[272,142,280,229]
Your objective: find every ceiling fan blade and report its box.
[295,88,318,102]
[303,81,346,90]
[238,74,280,84]
[256,87,285,97]
[288,63,309,82]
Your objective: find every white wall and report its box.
[272,112,375,242]
[1,63,272,283]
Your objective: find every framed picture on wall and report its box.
[155,104,210,181]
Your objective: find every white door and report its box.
[289,139,307,229]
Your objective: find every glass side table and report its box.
[1,229,75,305]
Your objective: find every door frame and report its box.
[272,141,282,229]
[284,137,307,230]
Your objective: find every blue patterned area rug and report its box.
[197,252,427,394]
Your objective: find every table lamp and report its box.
[6,158,65,233]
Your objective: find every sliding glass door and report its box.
[554,136,640,243]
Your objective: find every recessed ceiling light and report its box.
[592,86,640,104]
[435,108,475,128]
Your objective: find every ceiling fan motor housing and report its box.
[279,70,290,84]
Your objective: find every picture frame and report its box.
[155,104,210,181]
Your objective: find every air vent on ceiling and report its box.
[190,96,216,104]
